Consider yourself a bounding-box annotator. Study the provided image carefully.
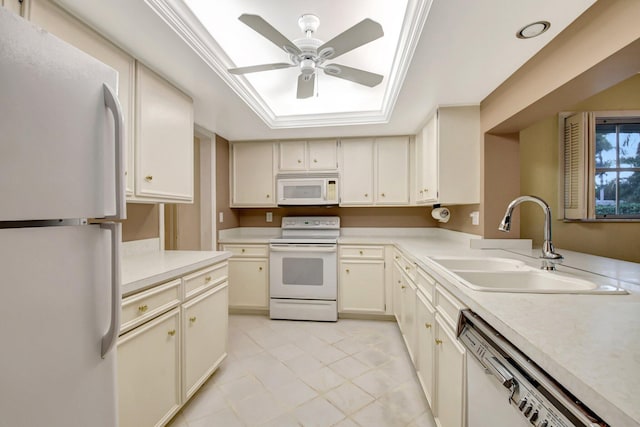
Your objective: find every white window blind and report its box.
[563,113,589,219]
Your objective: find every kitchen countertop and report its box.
[219,227,640,426]
[121,249,232,297]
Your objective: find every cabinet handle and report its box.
[401,285,406,289]
[419,190,423,194]
[259,266,263,271]
[144,175,153,182]
[138,305,148,313]
[395,256,399,260]
[168,329,176,337]
[435,339,443,345]
[346,268,350,273]
[359,250,363,255]
[425,323,432,329]
[266,194,270,198]
[241,248,245,253]
[381,193,386,197]
[424,188,428,192]
[405,266,411,271]
[205,276,212,282]
[364,193,368,197]
[297,159,302,163]
[313,159,318,163]
[189,316,197,323]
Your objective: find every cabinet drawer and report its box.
[120,279,181,334]
[435,285,466,331]
[393,250,415,280]
[340,245,384,259]
[417,267,436,303]
[222,244,268,258]
[183,262,228,299]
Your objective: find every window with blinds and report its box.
[561,111,640,220]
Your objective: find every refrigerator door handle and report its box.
[103,83,126,220]
[100,222,121,358]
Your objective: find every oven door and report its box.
[269,243,337,300]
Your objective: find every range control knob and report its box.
[529,410,539,424]
[539,421,549,427]
[518,398,528,411]
[524,405,533,417]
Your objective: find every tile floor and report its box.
[168,314,436,427]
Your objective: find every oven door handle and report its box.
[270,244,337,253]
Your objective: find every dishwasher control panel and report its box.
[459,310,606,427]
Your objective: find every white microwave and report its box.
[276,174,339,206]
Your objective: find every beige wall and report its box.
[479,0,640,262]
[122,203,159,242]
[519,75,640,263]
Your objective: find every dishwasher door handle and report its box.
[485,356,515,389]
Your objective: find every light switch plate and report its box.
[266,212,273,222]
[219,212,224,223]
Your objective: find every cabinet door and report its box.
[340,138,374,205]
[227,258,269,308]
[392,263,403,322]
[231,142,275,207]
[435,314,466,427]
[279,140,306,171]
[416,293,436,407]
[183,283,228,400]
[136,63,194,202]
[376,136,410,204]
[26,0,136,196]
[118,308,181,427]
[401,277,417,363]
[339,260,385,314]
[2,0,22,15]
[421,116,438,202]
[308,139,338,171]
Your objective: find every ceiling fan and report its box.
[228,13,384,99]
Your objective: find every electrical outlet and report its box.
[470,211,480,225]
[266,212,273,222]
[219,212,224,223]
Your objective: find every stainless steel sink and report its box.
[428,256,628,294]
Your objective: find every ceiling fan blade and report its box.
[228,63,294,74]
[318,19,383,60]
[238,14,301,55]
[297,73,315,99]
[323,64,383,87]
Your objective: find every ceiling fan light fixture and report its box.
[300,59,316,75]
[298,14,320,34]
[516,21,550,39]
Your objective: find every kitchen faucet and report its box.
[498,195,563,270]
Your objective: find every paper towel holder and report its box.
[431,204,451,223]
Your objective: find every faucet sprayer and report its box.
[498,195,563,270]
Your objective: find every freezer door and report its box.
[0,9,122,221]
[0,225,118,427]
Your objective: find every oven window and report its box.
[282,258,323,286]
[283,185,322,199]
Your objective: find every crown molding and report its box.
[145,0,431,129]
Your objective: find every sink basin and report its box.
[430,256,528,272]
[454,270,598,293]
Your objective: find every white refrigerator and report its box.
[0,8,125,427]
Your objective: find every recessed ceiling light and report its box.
[516,21,551,39]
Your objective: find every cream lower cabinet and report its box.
[416,292,436,407]
[118,308,181,427]
[338,245,386,314]
[182,282,228,400]
[393,249,418,363]
[118,260,229,427]
[434,313,466,427]
[222,244,269,310]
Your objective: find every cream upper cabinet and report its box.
[340,138,375,205]
[415,106,480,205]
[340,137,409,206]
[25,0,136,195]
[376,136,410,204]
[135,63,194,203]
[278,139,338,172]
[231,142,276,207]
